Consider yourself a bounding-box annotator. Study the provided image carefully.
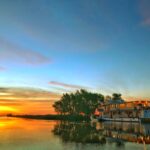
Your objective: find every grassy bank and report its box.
[7,114,90,121]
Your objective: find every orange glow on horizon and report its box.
[0,88,61,115]
[0,100,56,115]
[0,106,19,113]
[0,118,18,128]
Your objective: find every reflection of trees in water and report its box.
[52,121,125,147]
[53,121,150,146]
[52,121,106,144]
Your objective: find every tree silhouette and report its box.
[112,93,122,100]
[53,89,104,116]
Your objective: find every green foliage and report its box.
[112,93,122,100]
[53,89,104,115]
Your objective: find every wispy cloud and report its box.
[0,37,51,66]
[139,0,150,26]
[0,87,61,101]
[49,81,88,89]
[0,66,6,71]
[0,87,61,114]
[124,96,150,102]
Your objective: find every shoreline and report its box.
[6,114,90,121]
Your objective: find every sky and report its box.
[0,0,150,114]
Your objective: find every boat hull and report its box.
[141,118,150,123]
[98,117,140,122]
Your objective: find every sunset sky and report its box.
[0,0,150,114]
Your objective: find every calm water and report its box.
[0,117,150,150]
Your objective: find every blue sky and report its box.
[0,0,150,98]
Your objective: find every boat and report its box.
[96,99,150,123]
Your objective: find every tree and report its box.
[53,89,104,116]
[112,93,122,100]
[52,101,63,114]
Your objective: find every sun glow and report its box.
[0,92,12,96]
[0,106,18,112]
[0,118,18,128]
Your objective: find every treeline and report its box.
[53,89,123,116]
[53,89,104,116]
[7,114,89,121]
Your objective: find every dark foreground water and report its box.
[0,117,150,150]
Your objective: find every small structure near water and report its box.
[97,98,150,123]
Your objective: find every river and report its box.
[0,117,150,150]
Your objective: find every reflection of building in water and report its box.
[97,100,150,122]
[96,122,150,144]
[53,120,150,147]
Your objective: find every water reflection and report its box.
[0,117,58,150]
[0,117,150,150]
[53,121,150,145]
[99,122,150,144]
[53,121,106,144]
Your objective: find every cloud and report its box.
[0,87,62,115]
[0,98,56,115]
[0,100,23,106]
[0,66,6,71]
[49,81,88,89]
[0,37,51,66]
[139,0,150,26]
[142,19,150,26]
[0,87,61,101]
[124,96,150,102]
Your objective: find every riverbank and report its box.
[7,114,90,121]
